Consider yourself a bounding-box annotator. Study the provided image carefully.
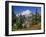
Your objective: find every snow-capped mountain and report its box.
[16,10,32,17]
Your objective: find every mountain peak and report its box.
[22,10,31,16]
[16,9,32,17]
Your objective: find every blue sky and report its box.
[12,6,41,15]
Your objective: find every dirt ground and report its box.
[31,24,41,30]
